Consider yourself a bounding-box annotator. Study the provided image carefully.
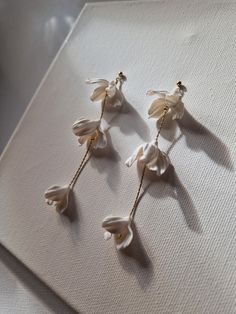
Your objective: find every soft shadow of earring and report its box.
[117,222,154,289]
[102,74,151,142]
[177,109,233,170]
[164,165,202,233]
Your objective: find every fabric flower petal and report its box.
[86,78,109,86]
[139,142,158,164]
[93,127,107,150]
[148,98,167,119]
[125,144,144,167]
[171,101,184,120]
[115,224,133,250]
[148,84,185,121]
[105,81,117,98]
[102,216,130,234]
[72,119,100,137]
[90,86,107,102]
[146,90,168,97]
[104,231,112,240]
[44,185,70,214]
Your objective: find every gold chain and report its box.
[129,105,169,220]
[69,139,94,190]
[129,165,146,220]
[155,106,169,144]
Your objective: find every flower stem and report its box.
[69,139,94,190]
[155,106,169,144]
[129,165,146,220]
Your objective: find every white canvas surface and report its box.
[0,1,236,313]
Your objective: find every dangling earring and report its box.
[44,72,126,214]
[102,81,185,250]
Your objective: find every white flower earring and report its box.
[44,72,126,214]
[102,81,185,250]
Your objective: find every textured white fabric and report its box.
[0,1,236,313]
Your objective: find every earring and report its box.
[44,72,126,213]
[102,81,185,250]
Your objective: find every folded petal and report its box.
[93,127,107,149]
[146,149,170,175]
[90,86,107,102]
[44,185,70,214]
[105,86,123,107]
[106,81,117,98]
[104,231,112,240]
[44,185,69,201]
[115,224,133,250]
[86,78,109,86]
[148,99,167,119]
[72,119,100,137]
[77,134,90,146]
[139,141,158,164]
[125,144,144,167]
[102,216,130,234]
[146,90,168,97]
[165,94,181,107]
[171,101,184,120]
[156,151,170,175]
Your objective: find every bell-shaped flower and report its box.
[72,118,107,149]
[125,141,170,176]
[102,215,133,250]
[44,185,70,214]
[86,78,123,107]
[147,85,184,121]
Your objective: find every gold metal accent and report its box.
[129,102,169,220]
[69,139,94,189]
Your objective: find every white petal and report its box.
[106,81,116,98]
[102,216,130,234]
[148,99,168,119]
[125,144,144,167]
[78,135,90,146]
[139,141,158,164]
[72,119,100,137]
[44,185,70,214]
[171,101,184,120]
[146,90,168,97]
[157,151,170,175]
[44,185,69,202]
[115,224,133,250]
[104,231,112,240]
[105,86,123,107]
[90,86,107,102]
[93,128,107,149]
[86,78,109,86]
[146,149,170,175]
[171,86,184,97]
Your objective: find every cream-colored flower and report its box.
[125,141,170,175]
[86,78,123,107]
[44,185,70,214]
[147,85,184,121]
[72,118,107,149]
[102,215,133,250]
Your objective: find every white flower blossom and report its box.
[147,84,184,121]
[44,185,70,214]
[102,215,133,250]
[125,141,170,175]
[86,78,123,107]
[72,118,107,149]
